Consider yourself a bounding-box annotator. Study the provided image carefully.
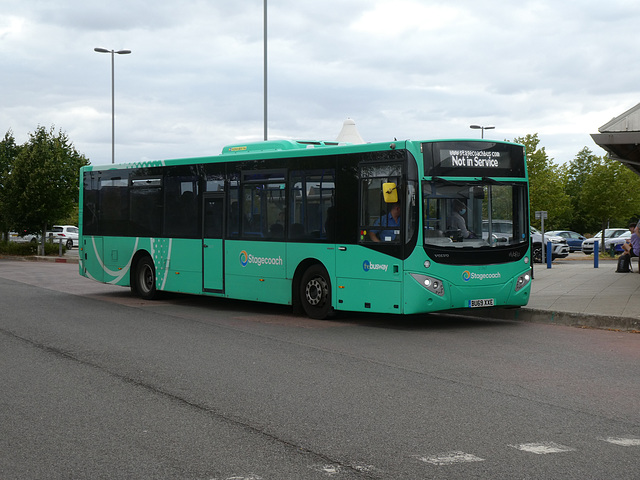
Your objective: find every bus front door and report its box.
[203,194,224,293]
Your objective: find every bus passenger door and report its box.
[203,194,225,293]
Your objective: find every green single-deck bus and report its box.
[79,138,532,319]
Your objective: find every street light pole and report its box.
[470,124,495,139]
[94,47,131,164]
[263,0,268,141]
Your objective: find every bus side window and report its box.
[289,169,335,241]
[228,201,239,238]
[164,166,199,238]
[204,197,223,238]
[359,164,402,244]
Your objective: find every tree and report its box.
[580,156,640,244]
[0,130,21,239]
[4,126,89,252]
[560,147,603,233]
[515,133,571,230]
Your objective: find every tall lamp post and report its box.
[263,0,268,141]
[470,124,495,139]
[94,47,131,164]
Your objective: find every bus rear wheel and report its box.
[300,264,333,320]
[133,256,158,300]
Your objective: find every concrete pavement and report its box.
[5,251,640,332]
[468,253,640,332]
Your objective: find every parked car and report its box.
[546,230,586,252]
[8,231,38,243]
[581,228,627,255]
[482,219,512,244]
[530,226,570,263]
[46,225,79,249]
[604,230,632,254]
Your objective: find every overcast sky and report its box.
[1,0,639,166]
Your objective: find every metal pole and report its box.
[263,0,268,141]
[110,50,115,164]
[95,48,130,164]
[540,216,545,264]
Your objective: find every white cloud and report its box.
[350,1,465,37]
[1,0,639,165]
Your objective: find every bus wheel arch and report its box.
[295,261,335,320]
[130,250,158,300]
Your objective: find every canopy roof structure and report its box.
[591,102,640,176]
[336,118,365,144]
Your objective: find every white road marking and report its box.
[352,464,382,474]
[415,451,485,465]
[212,475,262,480]
[308,463,382,475]
[309,464,341,475]
[509,442,575,454]
[601,437,640,446]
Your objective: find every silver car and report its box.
[581,229,627,255]
[530,226,570,263]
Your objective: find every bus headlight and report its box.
[410,273,444,296]
[515,272,531,292]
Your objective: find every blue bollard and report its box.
[594,240,599,268]
[546,241,552,269]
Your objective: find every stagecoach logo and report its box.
[239,250,283,267]
[462,270,502,281]
[363,260,388,272]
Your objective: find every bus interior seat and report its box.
[290,223,304,238]
[269,223,284,238]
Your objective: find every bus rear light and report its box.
[515,273,531,292]
[410,273,444,296]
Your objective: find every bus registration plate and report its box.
[468,298,494,308]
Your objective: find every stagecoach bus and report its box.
[79,138,531,319]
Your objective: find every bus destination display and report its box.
[423,141,525,177]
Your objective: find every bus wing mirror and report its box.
[383,183,398,203]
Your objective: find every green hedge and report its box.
[0,241,67,256]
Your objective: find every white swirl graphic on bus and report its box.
[239,250,283,267]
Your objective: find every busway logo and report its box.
[363,260,388,272]
[462,270,501,281]
[239,250,283,267]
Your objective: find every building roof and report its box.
[591,102,640,176]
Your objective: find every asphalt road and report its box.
[1,260,639,479]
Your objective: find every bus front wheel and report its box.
[133,256,158,300]
[300,265,334,320]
